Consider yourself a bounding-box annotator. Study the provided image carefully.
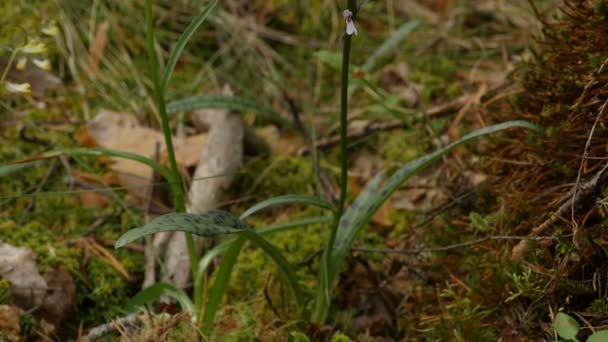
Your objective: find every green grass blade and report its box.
[160,0,218,91]
[115,210,248,248]
[0,161,37,178]
[167,95,290,127]
[239,195,335,220]
[329,121,541,280]
[237,229,304,310]
[201,237,246,335]
[362,20,420,72]
[125,282,194,313]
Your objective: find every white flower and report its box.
[4,82,31,93]
[42,23,59,37]
[33,58,52,71]
[21,40,47,54]
[343,10,357,36]
[16,57,27,70]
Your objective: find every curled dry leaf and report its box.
[80,110,208,202]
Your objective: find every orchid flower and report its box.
[343,9,357,36]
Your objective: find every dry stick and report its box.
[354,235,560,255]
[298,92,477,155]
[85,314,142,341]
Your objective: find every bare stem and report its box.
[144,0,197,279]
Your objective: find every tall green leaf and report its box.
[201,237,246,334]
[160,0,218,91]
[199,231,305,334]
[166,95,290,127]
[239,195,335,220]
[115,210,248,248]
[328,121,541,288]
[124,282,194,313]
[0,162,37,178]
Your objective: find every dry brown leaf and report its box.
[256,125,305,155]
[87,21,110,76]
[79,192,109,208]
[83,110,208,201]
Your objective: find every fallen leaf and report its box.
[83,110,208,202]
[87,21,110,76]
[79,192,109,208]
[257,125,305,155]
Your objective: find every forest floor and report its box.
[2,0,607,341]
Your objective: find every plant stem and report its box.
[312,0,357,323]
[326,0,356,270]
[145,0,197,278]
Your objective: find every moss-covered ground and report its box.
[4,0,599,341]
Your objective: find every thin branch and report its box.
[354,235,563,255]
[298,92,480,155]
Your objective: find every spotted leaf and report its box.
[115,210,248,248]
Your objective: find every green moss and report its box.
[0,1,58,51]
[469,211,502,234]
[229,211,328,301]
[409,55,460,101]
[380,130,423,166]
[331,332,354,342]
[234,155,317,200]
[288,331,311,342]
[0,220,80,273]
[75,250,143,323]
[590,298,608,315]
[593,0,608,17]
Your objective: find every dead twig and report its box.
[298,92,479,155]
[354,235,562,255]
[84,314,142,341]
